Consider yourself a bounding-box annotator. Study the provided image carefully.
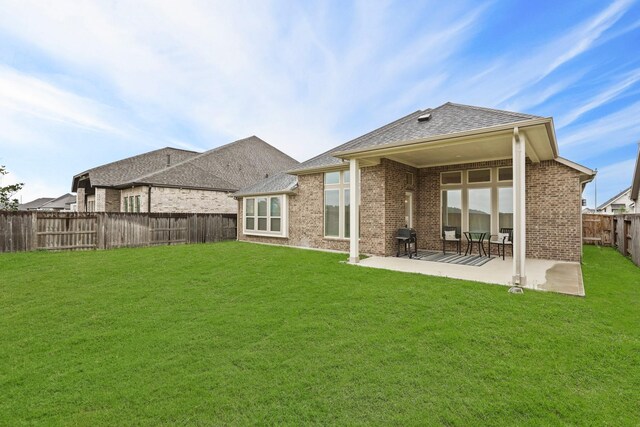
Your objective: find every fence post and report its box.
[30,212,38,251]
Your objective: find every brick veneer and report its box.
[418,159,582,262]
[238,158,583,262]
[238,159,417,256]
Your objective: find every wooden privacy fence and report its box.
[582,214,613,246]
[612,214,640,267]
[0,211,237,253]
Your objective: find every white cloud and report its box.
[582,157,636,208]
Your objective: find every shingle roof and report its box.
[73,136,299,192]
[291,102,543,173]
[597,187,631,210]
[72,147,199,191]
[39,193,77,210]
[233,171,298,197]
[133,136,298,190]
[18,197,54,210]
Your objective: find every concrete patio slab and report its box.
[357,255,585,296]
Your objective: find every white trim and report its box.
[405,192,414,228]
[512,127,527,286]
[349,159,360,263]
[555,157,596,176]
[243,195,288,238]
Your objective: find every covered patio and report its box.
[357,254,585,296]
[338,113,594,290]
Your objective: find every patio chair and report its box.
[442,226,461,255]
[396,227,417,258]
[489,228,513,260]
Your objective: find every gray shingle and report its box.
[291,102,542,173]
[233,171,298,197]
[72,147,199,191]
[18,197,55,210]
[73,136,299,192]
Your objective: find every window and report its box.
[442,189,462,230]
[468,188,491,233]
[86,200,95,212]
[324,170,352,238]
[440,165,517,236]
[244,195,286,236]
[498,167,513,182]
[135,195,141,213]
[498,187,513,229]
[128,196,134,213]
[468,169,491,183]
[441,171,462,185]
[123,197,128,212]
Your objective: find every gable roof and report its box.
[290,102,543,174]
[72,136,299,192]
[130,136,298,191]
[72,147,199,191]
[39,193,77,210]
[597,187,632,210]
[18,197,54,210]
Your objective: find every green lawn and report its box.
[1,243,639,425]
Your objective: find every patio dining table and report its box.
[463,231,487,257]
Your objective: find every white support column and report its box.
[512,127,527,286]
[349,159,360,263]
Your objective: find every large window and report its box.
[441,166,515,236]
[442,189,462,230]
[498,187,513,229]
[324,171,352,238]
[468,188,491,233]
[244,195,286,236]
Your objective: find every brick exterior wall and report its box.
[121,186,149,212]
[238,158,583,262]
[149,187,236,213]
[418,159,582,262]
[238,159,418,256]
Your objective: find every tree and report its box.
[0,165,24,211]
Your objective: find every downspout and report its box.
[147,185,152,213]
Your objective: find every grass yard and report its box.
[1,243,639,425]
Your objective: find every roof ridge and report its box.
[597,186,632,210]
[442,102,543,120]
[295,109,427,168]
[74,146,201,178]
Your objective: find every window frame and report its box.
[497,167,513,182]
[324,170,352,239]
[243,195,287,237]
[440,166,514,237]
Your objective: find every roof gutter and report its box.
[331,117,556,159]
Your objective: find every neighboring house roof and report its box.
[18,197,55,210]
[131,136,298,191]
[72,136,299,192]
[72,147,199,191]
[597,187,632,211]
[290,102,543,174]
[39,193,77,210]
[631,146,640,202]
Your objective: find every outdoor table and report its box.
[464,231,487,256]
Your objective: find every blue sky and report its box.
[0,0,639,207]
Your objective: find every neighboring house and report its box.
[71,136,298,214]
[18,194,77,211]
[631,146,640,213]
[18,197,55,211]
[235,102,595,286]
[596,187,634,214]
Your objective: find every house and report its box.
[72,136,298,214]
[596,187,634,214]
[234,102,595,286]
[18,194,77,211]
[631,146,640,213]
